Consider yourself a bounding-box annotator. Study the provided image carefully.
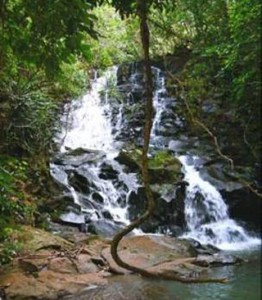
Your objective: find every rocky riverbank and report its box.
[0,225,242,300]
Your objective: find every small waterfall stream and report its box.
[52,64,260,249]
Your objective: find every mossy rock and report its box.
[14,226,73,253]
[148,150,180,168]
[115,147,182,184]
[115,147,142,172]
[149,151,182,184]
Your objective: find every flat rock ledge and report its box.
[0,227,241,300]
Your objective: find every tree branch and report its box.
[167,71,262,198]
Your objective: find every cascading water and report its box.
[52,67,140,230]
[57,68,116,154]
[52,63,260,249]
[178,155,260,250]
[149,67,260,250]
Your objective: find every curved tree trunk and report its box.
[110,0,227,284]
[110,0,155,274]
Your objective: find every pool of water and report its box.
[158,249,261,300]
[63,248,261,300]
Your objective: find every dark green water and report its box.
[157,249,261,300]
[63,249,261,300]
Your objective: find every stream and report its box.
[51,64,261,299]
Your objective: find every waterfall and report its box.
[53,67,140,228]
[57,68,116,154]
[52,63,260,249]
[149,67,260,251]
[178,155,260,250]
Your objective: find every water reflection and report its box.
[62,275,178,300]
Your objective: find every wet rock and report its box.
[50,163,69,187]
[168,139,188,152]
[68,170,91,194]
[53,148,106,167]
[148,150,183,184]
[48,222,89,244]
[49,203,90,233]
[128,181,187,233]
[185,238,220,255]
[99,163,119,180]
[193,253,242,267]
[222,188,261,231]
[115,147,183,185]
[197,161,261,231]
[115,147,142,172]
[117,62,144,86]
[102,210,113,220]
[199,163,244,192]
[60,211,85,226]
[127,188,146,219]
[91,192,104,204]
[87,219,125,238]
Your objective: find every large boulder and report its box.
[101,234,240,278]
[222,188,261,231]
[101,235,197,275]
[148,150,183,184]
[128,183,187,235]
[115,147,185,234]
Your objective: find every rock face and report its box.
[222,189,261,231]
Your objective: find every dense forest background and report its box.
[0,0,261,263]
